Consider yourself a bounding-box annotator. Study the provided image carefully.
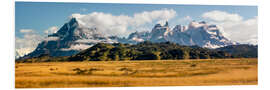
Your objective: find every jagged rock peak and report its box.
[154,24,162,28]
[153,21,170,28]
[164,21,169,27]
[69,18,78,24]
[173,24,186,32]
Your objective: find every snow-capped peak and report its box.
[173,24,188,32]
[22,16,118,58]
[188,21,208,29]
[129,21,236,48]
[20,20,238,59]
[15,48,35,59]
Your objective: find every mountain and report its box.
[17,42,257,62]
[20,18,118,59]
[66,42,232,61]
[19,18,238,59]
[126,31,151,43]
[127,21,237,48]
[68,42,256,61]
[15,48,35,59]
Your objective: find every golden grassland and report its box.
[15,58,257,88]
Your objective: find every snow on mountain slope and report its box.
[185,21,236,48]
[20,17,237,59]
[149,21,171,42]
[21,17,118,59]
[127,31,151,43]
[15,48,35,59]
[128,21,236,48]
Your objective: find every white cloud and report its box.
[133,9,177,26]
[17,26,61,50]
[176,16,193,25]
[16,26,61,57]
[224,17,258,44]
[71,8,177,37]
[16,29,44,57]
[44,26,59,35]
[202,10,243,22]
[19,29,35,33]
[61,44,93,51]
[202,10,257,44]
[16,30,43,49]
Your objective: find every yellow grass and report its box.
[15,58,257,88]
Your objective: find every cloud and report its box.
[16,29,44,56]
[44,26,59,35]
[19,29,35,33]
[71,8,177,37]
[132,9,177,26]
[223,17,258,44]
[176,16,193,25]
[16,26,60,56]
[202,10,257,44]
[202,10,243,22]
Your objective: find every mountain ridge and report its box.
[18,18,239,59]
[127,21,237,48]
[16,42,257,62]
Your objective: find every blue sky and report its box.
[15,2,257,38]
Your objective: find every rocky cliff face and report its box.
[128,21,236,48]
[20,19,237,59]
[21,18,118,58]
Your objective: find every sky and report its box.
[15,2,258,53]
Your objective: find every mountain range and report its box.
[18,17,238,59]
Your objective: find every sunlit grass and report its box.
[15,58,257,88]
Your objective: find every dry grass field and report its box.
[15,58,257,88]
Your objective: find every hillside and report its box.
[16,42,257,62]
[217,44,258,58]
[69,42,230,61]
